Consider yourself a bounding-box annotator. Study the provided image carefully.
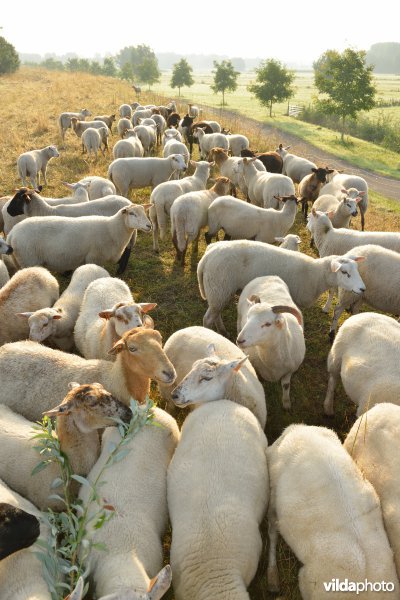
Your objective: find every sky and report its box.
[1,0,398,66]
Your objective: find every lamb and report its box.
[119,103,133,118]
[311,208,400,257]
[81,126,109,158]
[58,108,91,141]
[267,424,399,598]
[320,171,369,230]
[163,136,190,165]
[208,147,266,198]
[112,129,144,159]
[237,276,305,409]
[6,204,152,274]
[0,267,59,346]
[275,234,301,250]
[117,117,134,138]
[0,326,176,421]
[17,145,60,188]
[237,157,295,209]
[206,194,298,245]
[276,144,317,183]
[241,148,283,173]
[197,240,366,334]
[194,128,229,159]
[308,191,362,247]
[70,117,111,139]
[324,312,400,417]
[78,175,116,199]
[149,160,211,252]
[160,325,267,428]
[168,399,269,600]
[0,382,132,511]
[225,133,250,156]
[298,167,334,219]
[74,276,157,360]
[94,113,116,132]
[132,108,153,126]
[20,264,109,351]
[80,407,178,600]
[162,128,183,144]
[108,154,187,198]
[344,403,400,576]
[133,124,157,156]
[171,177,232,265]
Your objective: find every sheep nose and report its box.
[171,391,179,401]
[360,286,366,293]
[6,246,13,254]
[352,211,358,216]
[162,370,176,383]
[237,337,245,346]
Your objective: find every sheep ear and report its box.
[207,343,216,356]
[147,565,172,597]
[43,403,71,417]
[64,576,84,600]
[274,237,285,243]
[228,356,248,372]
[16,312,33,319]
[142,203,152,211]
[331,259,343,273]
[108,339,125,355]
[351,256,365,263]
[63,182,74,190]
[341,188,348,194]
[68,382,81,390]
[139,302,157,313]
[327,210,335,220]
[274,315,284,329]
[142,318,154,329]
[311,207,318,217]
[98,309,114,320]
[357,191,366,197]
[248,294,261,304]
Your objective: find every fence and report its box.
[288,104,304,117]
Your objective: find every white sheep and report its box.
[74,276,157,360]
[168,399,269,599]
[112,129,144,159]
[208,147,266,198]
[197,240,366,334]
[237,276,305,409]
[171,177,232,265]
[194,128,229,160]
[80,406,178,600]
[119,103,133,119]
[133,124,157,156]
[7,204,151,274]
[311,208,400,257]
[0,326,176,421]
[117,117,134,138]
[225,133,250,156]
[132,108,153,126]
[307,190,362,246]
[78,175,116,199]
[0,382,131,511]
[276,144,317,183]
[275,234,301,250]
[108,154,187,198]
[267,423,399,597]
[344,403,400,576]
[70,118,110,140]
[324,312,400,417]
[149,160,211,252]
[160,325,266,427]
[58,108,91,141]
[187,103,201,119]
[207,194,298,244]
[81,126,108,158]
[320,171,368,230]
[162,136,190,166]
[17,145,60,188]
[202,120,221,132]
[20,264,109,351]
[0,267,59,346]
[162,128,183,144]
[237,157,295,209]
[151,113,167,145]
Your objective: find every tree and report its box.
[211,60,239,106]
[313,48,376,141]
[170,58,194,96]
[248,59,295,117]
[366,42,400,74]
[135,56,161,89]
[0,36,20,75]
[102,57,117,77]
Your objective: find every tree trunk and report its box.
[269,101,272,117]
[222,89,225,107]
[178,87,181,97]
[341,115,345,142]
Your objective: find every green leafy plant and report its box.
[32,398,154,599]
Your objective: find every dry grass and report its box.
[1,67,400,600]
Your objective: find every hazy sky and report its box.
[2,0,398,65]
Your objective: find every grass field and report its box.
[1,67,400,599]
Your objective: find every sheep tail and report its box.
[174,213,187,253]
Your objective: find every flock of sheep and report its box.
[0,91,400,600]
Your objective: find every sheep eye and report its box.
[262,322,271,328]
[200,376,212,382]
[115,315,123,321]
[128,346,137,353]
[341,270,350,278]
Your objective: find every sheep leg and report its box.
[171,230,183,262]
[281,373,292,410]
[267,501,280,593]
[204,231,213,245]
[322,288,336,313]
[329,303,345,341]
[361,210,365,231]
[203,307,227,336]
[149,206,159,253]
[116,234,135,275]
[323,373,338,416]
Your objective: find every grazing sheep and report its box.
[225,133,250,156]
[0,260,9,288]
[78,175,116,199]
[241,148,283,173]
[197,240,366,334]
[160,325,267,427]
[119,103,133,119]
[298,167,334,219]
[324,312,400,417]
[80,407,178,600]
[0,267,59,346]
[0,326,176,421]
[0,382,131,511]
[207,194,298,245]
[344,403,400,576]
[171,177,232,265]
[112,129,144,159]
[7,204,151,274]
[320,171,369,230]
[275,234,301,250]
[267,424,399,597]
[149,160,211,252]
[308,191,362,247]
[94,113,116,132]
[209,147,266,198]
[168,399,269,600]
[117,117,133,138]
[108,154,187,198]
[311,208,400,257]
[74,276,157,360]
[237,157,295,209]
[162,128,183,144]
[17,145,59,188]
[70,118,110,139]
[276,144,317,183]
[81,126,108,158]
[20,264,109,351]
[194,128,229,160]
[58,108,91,141]
[133,124,157,156]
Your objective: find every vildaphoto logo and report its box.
[323,579,396,594]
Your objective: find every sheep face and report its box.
[97,564,172,600]
[169,153,187,173]
[311,167,334,184]
[170,347,247,407]
[331,256,366,295]
[98,302,157,337]
[7,188,35,217]
[43,382,132,431]
[237,301,303,350]
[121,205,152,232]
[47,145,60,158]
[18,307,63,343]
[0,503,40,560]
[0,236,13,255]
[341,198,359,217]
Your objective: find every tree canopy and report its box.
[0,36,20,75]
[170,58,194,96]
[211,60,239,106]
[248,58,295,117]
[366,42,400,74]
[313,48,376,140]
